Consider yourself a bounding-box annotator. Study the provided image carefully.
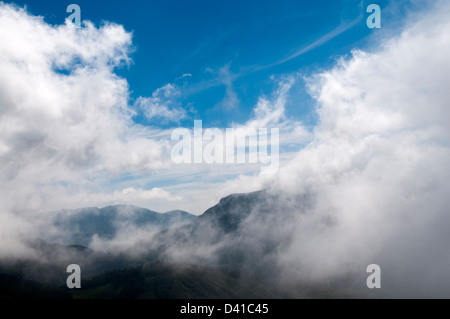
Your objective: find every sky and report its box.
[0,0,441,216]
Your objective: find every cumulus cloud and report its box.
[135,83,188,122]
[0,3,173,245]
[263,0,450,296]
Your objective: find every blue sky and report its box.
[6,0,403,129]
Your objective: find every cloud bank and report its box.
[267,0,450,296]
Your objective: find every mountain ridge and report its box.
[49,204,197,246]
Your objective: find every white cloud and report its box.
[263,0,450,294]
[119,187,181,201]
[243,76,310,140]
[136,83,187,122]
[216,63,239,111]
[0,4,174,236]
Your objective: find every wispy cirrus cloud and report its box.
[174,9,363,102]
